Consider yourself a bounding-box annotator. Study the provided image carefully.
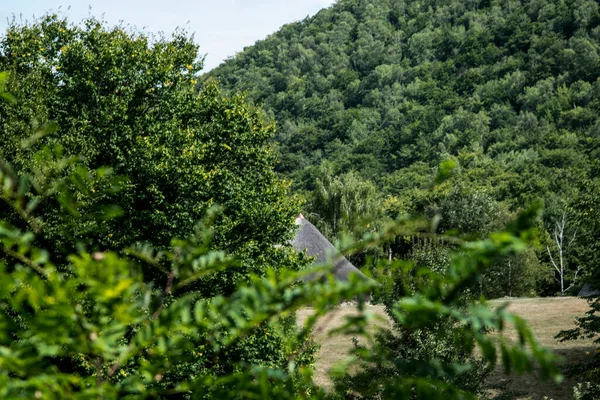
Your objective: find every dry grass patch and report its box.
[297,304,389,388]
[486,297,596,400]
[297,297,595,399]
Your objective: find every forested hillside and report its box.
[207,0,600,298]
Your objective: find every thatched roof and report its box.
[578,282,600,298]
[291,214,368,282]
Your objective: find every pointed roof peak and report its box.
[291,217,368,283]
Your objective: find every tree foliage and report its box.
[208,0,600,297]
[0,15,305,297]
[556,171,600,399]
[0,16,318,395]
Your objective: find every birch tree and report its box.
[547,212,582,296]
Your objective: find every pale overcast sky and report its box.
[0,0,336,71]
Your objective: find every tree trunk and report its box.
[508,260,512,297]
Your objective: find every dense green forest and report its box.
[208,0,600,299]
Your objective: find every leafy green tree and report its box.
[0,148,349,398]
[306,163,384,241]
[0,17,316,392]
[483,249,549,298]
[332,202,561,399]
[0,15,303,297]
[545,211,582,296]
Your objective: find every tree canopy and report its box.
[208,0,600,299]
[0,15,305,296]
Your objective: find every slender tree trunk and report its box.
[508,260,512,297]
[547,212,579,296]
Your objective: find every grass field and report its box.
[297,297,597,399]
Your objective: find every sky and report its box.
[0,0,336,71]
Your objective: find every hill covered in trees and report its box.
[207,0,600,299]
